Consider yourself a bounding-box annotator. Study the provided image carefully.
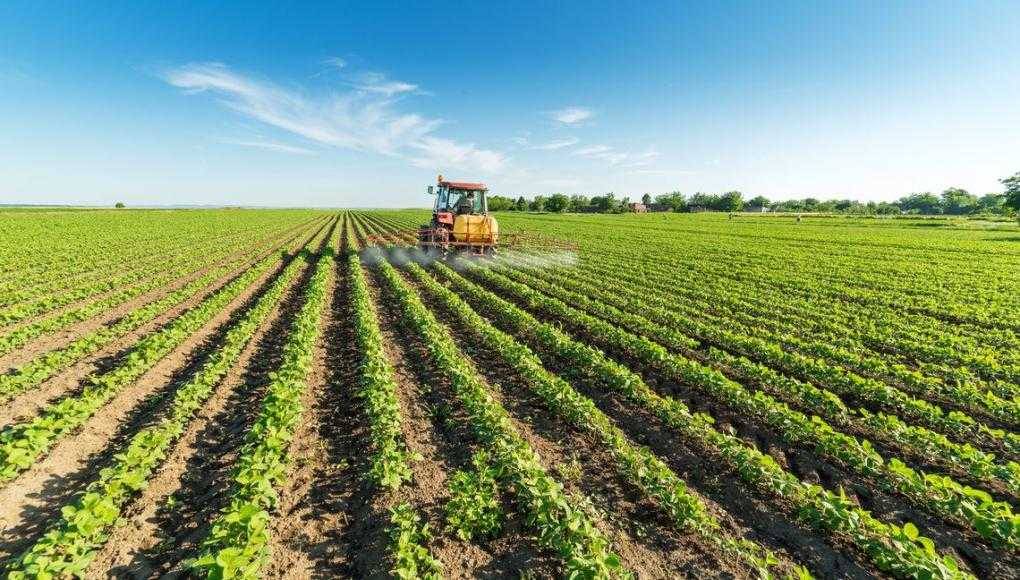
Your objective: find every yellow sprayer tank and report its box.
[453,214,499,244]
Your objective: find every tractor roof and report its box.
[441,180,487,191]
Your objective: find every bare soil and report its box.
[0,220,322,429]
[0,221,329,567]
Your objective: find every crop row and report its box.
[0,230,291,359]
[0,225,273,322]
[0,224,329,484]
[0,216,297,307]
[192,224,336,577]
[2,220,318,579]
[497,255,1020,497]
[0,225,315,404]
[548,249,1020,419]
[504,214,1020,358]
[474,260,1019,549]
[501,250,1020,458]
[0,210,318,291]
[406,255,973,579]
[375,255,627,578]
[344,223,443,578]
[402,260,802,578]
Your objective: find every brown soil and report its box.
[367,262,560,578]
[436,267,880,579]
[404,264,765,579]
[87,220,337,578]
[262,231,348,578]
[551,312,1014,578]
[0,220,320,429]
[0,221,332,567]
[466,267,1020,579]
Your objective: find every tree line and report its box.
[489,171,1020,217]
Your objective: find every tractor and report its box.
[418,175,499,256]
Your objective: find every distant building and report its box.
[628,202,648,213]
[745,206,771,213]
[646,204,673,212]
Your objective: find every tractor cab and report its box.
[429,177,489,225]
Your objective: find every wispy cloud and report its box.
[323,56,347,70]
[162,62,504,172]
[221,138,316,155]
[574,144,611,157]
[574,144,659,166]
[530,137,579,151]
[550,106,593,125]
[410,136,505,172]
[350,71,419,97]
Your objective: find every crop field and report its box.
[0,208,1018,579]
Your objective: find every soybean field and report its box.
[1,208,1018,580]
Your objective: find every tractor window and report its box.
[449,190,482,213]
[435,188,449,212]
[447,191,462,211]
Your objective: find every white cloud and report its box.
[410,137,506,172]
[324,56,347,70]
[531,137,579,151]
[163,62,504,172]
[573,144,612,156]
[550,106,593,125]
[574,144,659,166]
[221,139,316,155]
[351,71,419,97]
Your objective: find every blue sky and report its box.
[1,1,1018,207]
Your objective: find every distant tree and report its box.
[641,193,652,206]
[568,194,590,212]
[977,193,1006,214]
[896,192,942,214]
[688,192,718,211]
[515,196,528,211]
[487,195,515,211]
[940,188,978,215]
[746,195,770,210]
[801,198,821,212]
[833,199,853,212]
[814,199,837,213]
[654,192,686,211]
[876,202,902,215]
[545,193,570,213]
[843,200,867,214]
[716,191,744,212]
[619,197,632,212]
[591,192,619,213]
[1002,172,1020,218]
[529,195,546,212]
[115,202,125,209]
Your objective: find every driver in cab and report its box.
[456,191,476,214]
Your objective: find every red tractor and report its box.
[418,175,499,256]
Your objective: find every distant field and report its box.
[0,208,1018,579]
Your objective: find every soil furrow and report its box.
[91,221,337,578]
[0,221,321,429]
[0,223,330,565]
[366,261,559,578]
